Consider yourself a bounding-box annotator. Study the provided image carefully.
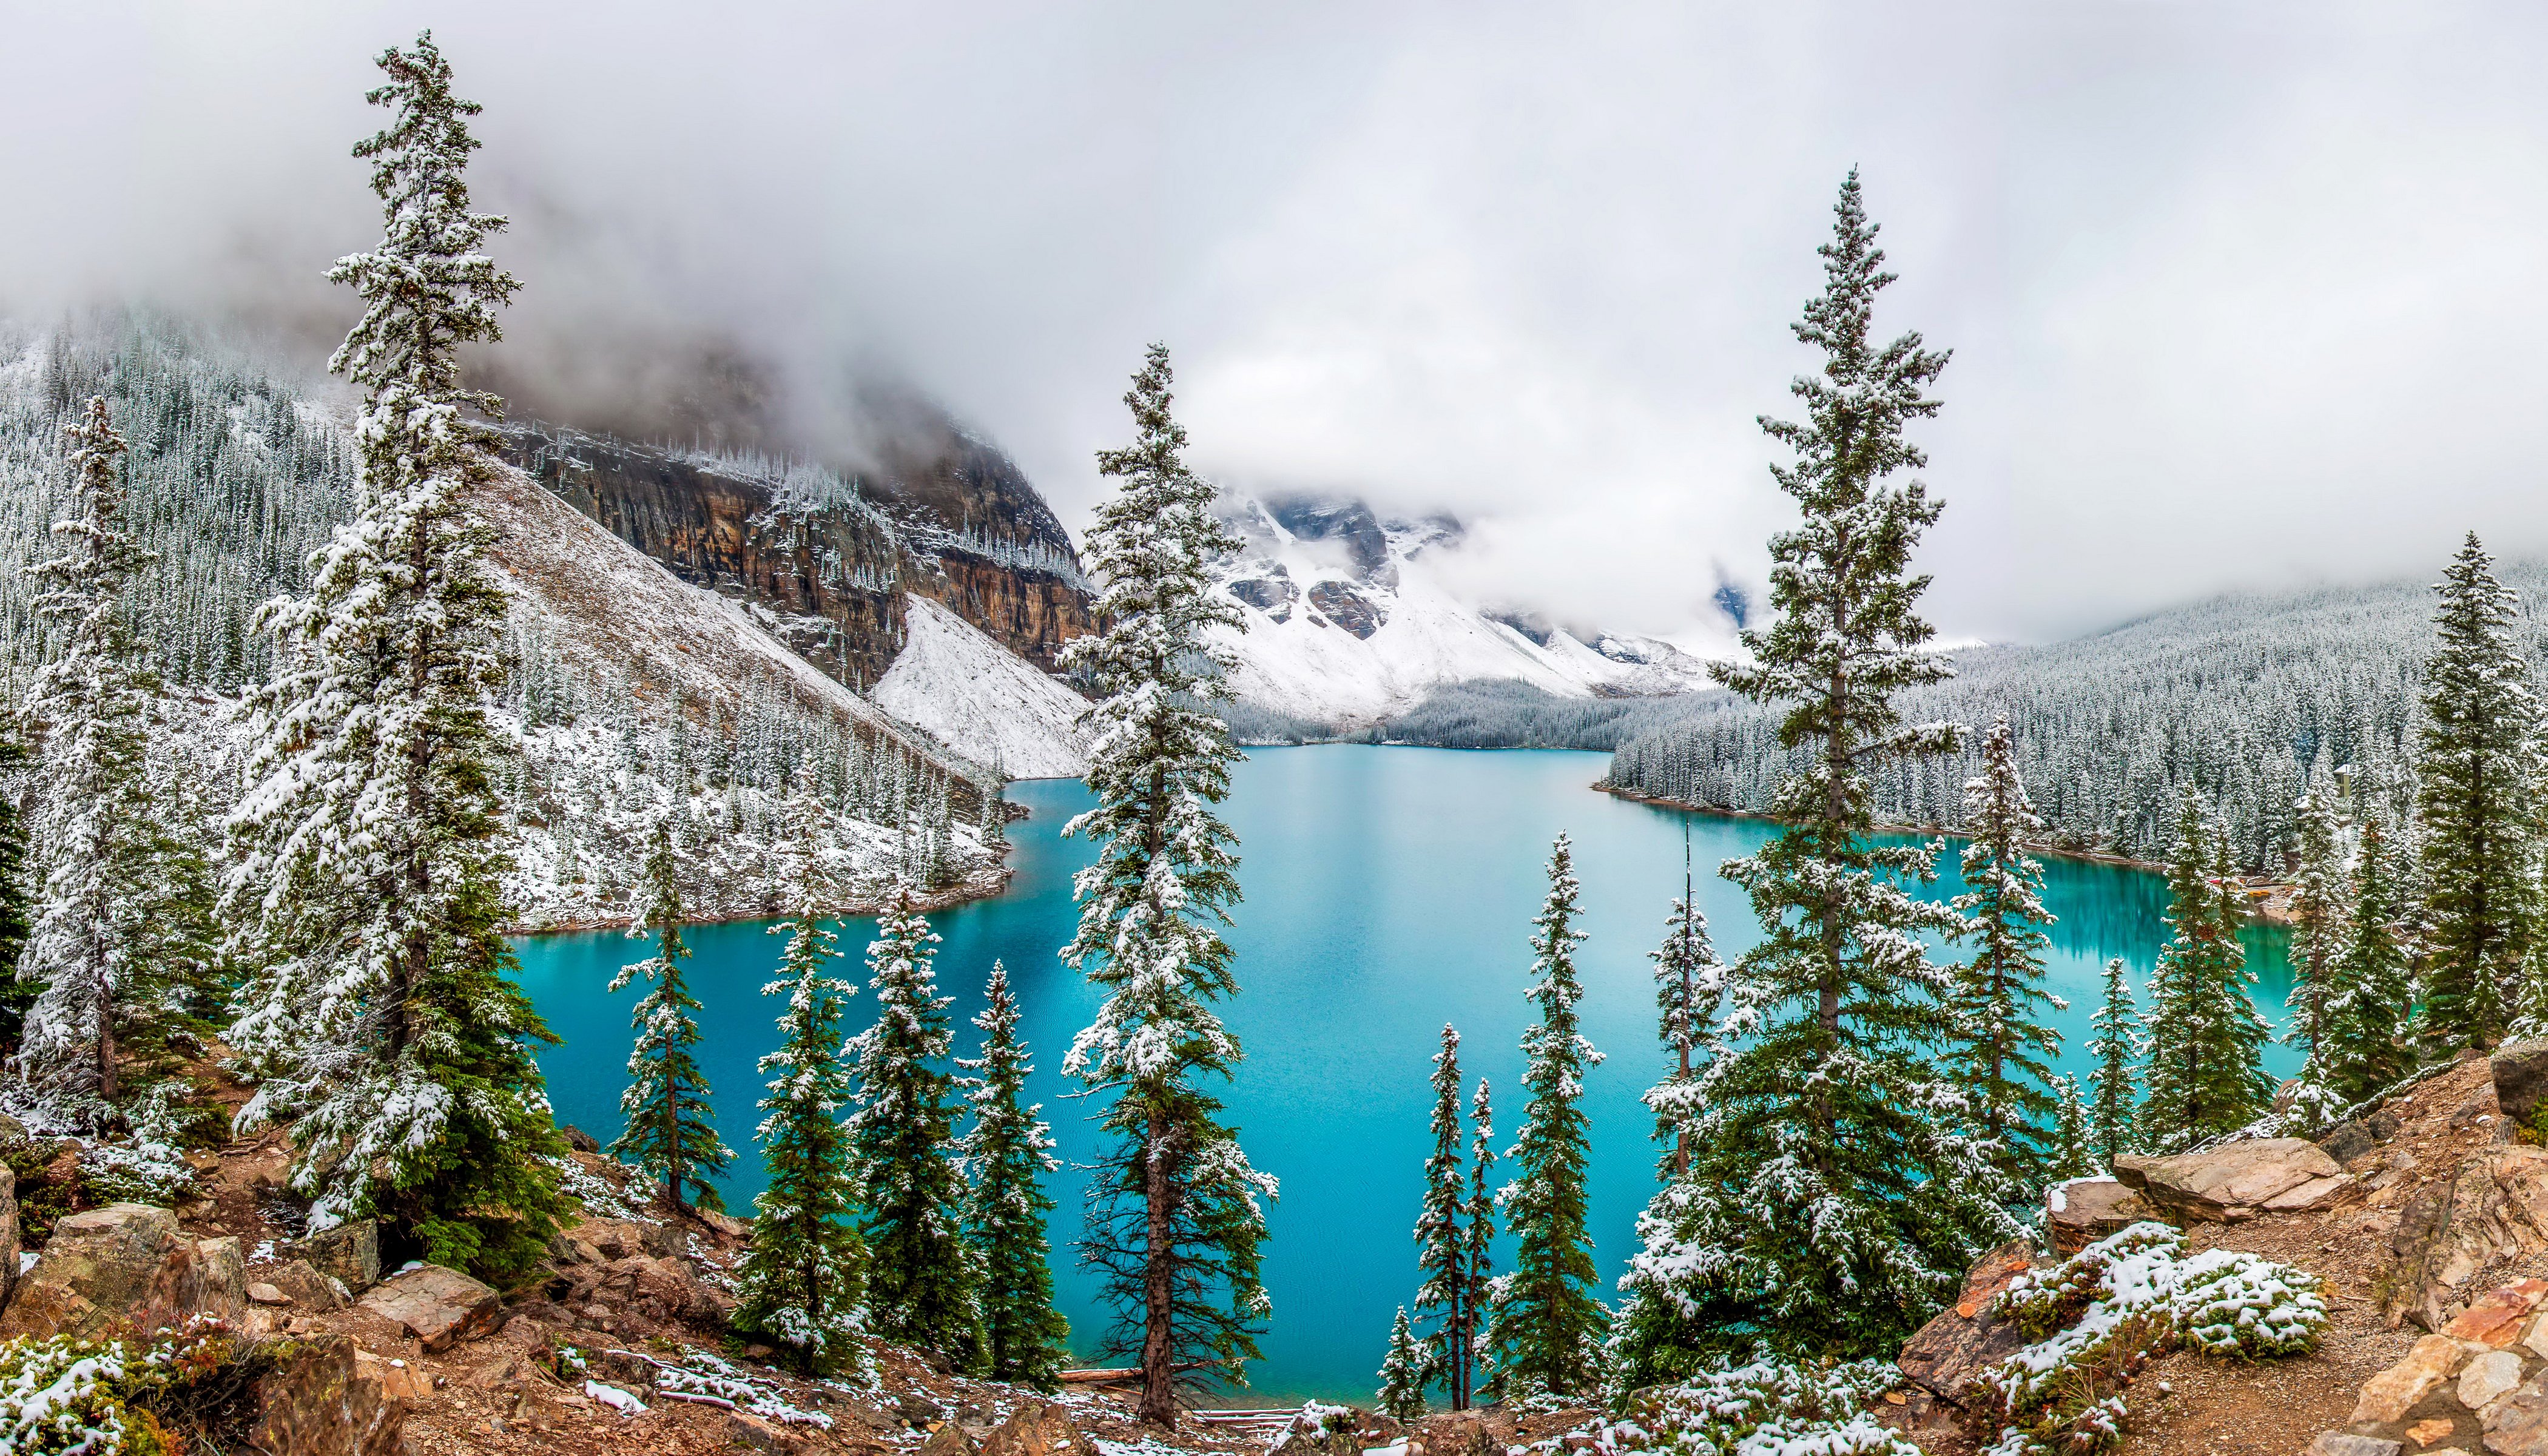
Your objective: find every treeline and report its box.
[1596,568,2548,870]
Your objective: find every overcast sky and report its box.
[8,2,2548,647]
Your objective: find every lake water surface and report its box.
[511,746,2296,1403]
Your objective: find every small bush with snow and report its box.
[1974,1221,2326,1456]
[1599,1358,1921,1456]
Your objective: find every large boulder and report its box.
[1897,1239,2039,1404]
[0,1160,19,1312]
[979,1402,1103,1456]
[285,1220,380,1294]
[0,1202,238,1339]
[2496,1041,2548,1129]
[2044,1178,2151,1255]
[249,1332,407,1456]
[569,1217,679,1262]
[2111,1138,2350,1221]
[262,1258,351,1312]
[1264,1404,1403,1456]
[356,1262,504,1351]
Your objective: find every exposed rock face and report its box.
[251,1332,408,1456]
[264,1258,352,1312]
[1264,1405,1404,1456]
[0,1202,241,1338]
[2496,1040,2548,1129]
[2380,1149,2548,1329]
[357,1263,505,1352]
[1307,581,1386,639]
[288,1220,381,1294]
[1896,1238,2039,1404]
[2111,1138,2350,1221]
[505,423,1096,692]
[2044,1178,2153,1255]
[980,1401,1105,1456]
[1228,575,1298,619]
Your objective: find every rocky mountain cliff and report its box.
[504,418,1098,693]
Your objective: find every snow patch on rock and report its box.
[872,595,1092,779]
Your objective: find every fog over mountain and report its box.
[11,3,2548,647]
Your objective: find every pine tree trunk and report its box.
[1140,1108,1176,1426]
[95,960,116,1103]
[665,1076,687,1211]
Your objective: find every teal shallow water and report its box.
[510,745,2294,1403]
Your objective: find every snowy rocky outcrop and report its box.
[872,596,1093,778]
[1209,491,1714,726]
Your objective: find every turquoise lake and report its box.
[510,745,2296,1403]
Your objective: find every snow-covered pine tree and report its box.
[0,722,37,1051]
[608,818,732,1211]
[2283,781,2352,1127]
[2140,792,2274,1150]
[1060,345,1274,1426]
[1948,714,2063,1193]
[2327,814,2416,1100]
[2416,534,2540,1052]
[957,961,1071,1389]
[1377,1307,1429,1420]
[1412,1025,1471,1408]
[18,397,162,1112]
[1460,1079,1495,1403]
[2086,957,2140,1167]
[733,893,869,1377]
[1485,834,1607,1401]
[1646,825,1727,1179]
[1646,170,2017,1362]
[221,33,565,1279]
[845,880,979,1362]
[2050,1075,2094,1181]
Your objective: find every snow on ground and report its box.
[1210,493,1715,726]
[871,595,1093,779]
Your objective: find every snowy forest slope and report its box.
[1605,572,2548,869]
[0,317,1005,929]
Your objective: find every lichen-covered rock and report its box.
[570,1216,679,1261]
[285,1220,380,1293]
[2484,1370,2548,1456]
[2110,1138,2345,1221]
[263,1258,352,1313]
[2323,1120,2381,1167]
[1897,1238,2038,1404]
[2461,1348,2524,1408]
[2307,1436,2402,1456]
[249,1331,406,1456]
[0,1202,237,1338]
[195,1235,246,1319]
[356,1263,504,1351]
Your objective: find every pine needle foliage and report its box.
[19,396,207,1117]
[2415,533,2540,1053]
[1059,345,1273,1424]
[1486,834,1608,1401]
[1646,170,2019,1365]
[1948,715,2063,1193]
[220,32,564,1279]
[957,962,1071,1389]
[2282,781,2352,1127]
[2140,793,2273,1151]
[1412,1025,1479,1409]
[733,897,869,1377]
[2326,815,2416,1100]
[608,818,732,1212]
[1460,1079,1495,1398]
[846,881,980,1363]
[1377,1307,1429,1420]
[2085,958,2139,1167]
[1647,831,1728,1179]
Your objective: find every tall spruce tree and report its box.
[2327,815,2416,1100]
[2049,1075,2094,1181]
[1947,715,2063,1195]
[1459,1080,1495,1404]
[957,962,1070,1389]
[1636,170,2016,1362]
[845,881,979,1361]
[2140,792,2273,1150]
[608,818,731,1211]
[1646,826,1727,1179]
[1412,1025,1479,1409]
[2085,957,2140,1167]
[18,397,166,1113]
[222,32,564,1278]
[733,895,869,1377]
[1060,345,1274,1425]
[1486,834,1607,1400]
[2283,781,2351,1125]
[2416,534,2540,1052]
[0,722,39,1055]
